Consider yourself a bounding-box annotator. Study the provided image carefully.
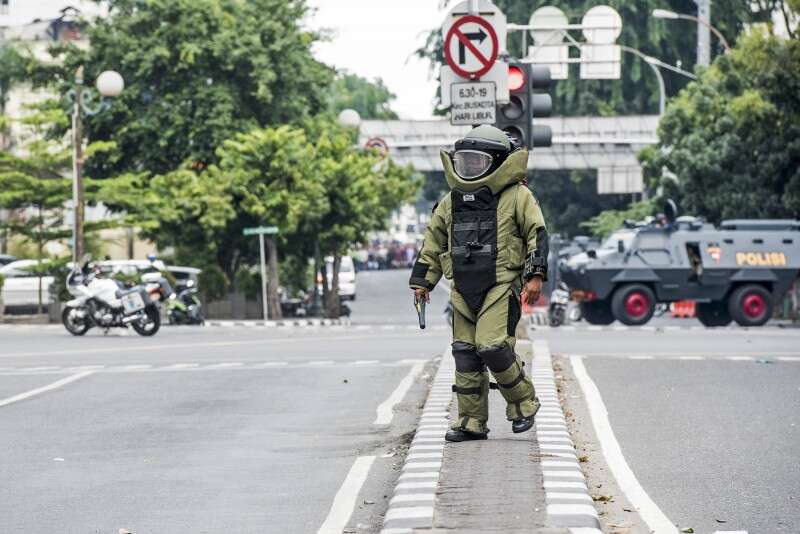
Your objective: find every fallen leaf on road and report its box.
[681,528,694,533]
[343,378,349,383]
[53,457,64,462]
[715,519,727,523]
[364,499,375,505]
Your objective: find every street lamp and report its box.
[67,67,124,264]
[652,7,731,66]
[620,46,697,116]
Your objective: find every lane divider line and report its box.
[569,354,679,534]
[380,344,454,533]
[0,371,94,409]
[374,363,426,425]
[316,455,376,534]
[530,340,603,533]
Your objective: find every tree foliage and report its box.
[643,30,800,223]
[39,0,332,178]
[327,72,398,120]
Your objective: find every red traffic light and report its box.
[508,65,525,92]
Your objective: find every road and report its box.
[0,269,448,534]
[539,322,800,534]
[2,268,799,534]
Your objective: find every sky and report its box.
[1,0,444,120]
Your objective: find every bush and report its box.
[0,273,4,292]
[199,265,229,302]
[233,267,261,300]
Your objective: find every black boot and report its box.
[511,415,535,434]
[445,428,488,442]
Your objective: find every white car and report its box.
[320,256,357,300]
[0,259,54,310]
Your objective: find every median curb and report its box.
[531,338,602,533]
[380,347,454,533]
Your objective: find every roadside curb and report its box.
[380,346,454,534]
[530,338,602,533]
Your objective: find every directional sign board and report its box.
[444,15,499,79]
[450,82,496,125]
[243,226,279,236]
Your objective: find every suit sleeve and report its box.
[409,198,448,290]
[515,186,549,281]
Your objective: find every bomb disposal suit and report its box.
[409,125,549,441]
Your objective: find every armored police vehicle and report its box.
[560,207,800,327]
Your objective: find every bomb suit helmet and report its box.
[442,125,528,193]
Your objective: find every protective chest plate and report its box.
[450,186,498,310]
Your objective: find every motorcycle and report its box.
[167,279,205,325]
[548,283,570,327]
[62,257,162,336]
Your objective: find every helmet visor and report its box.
[453,150,494,180]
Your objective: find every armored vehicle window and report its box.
[600,230,635,252]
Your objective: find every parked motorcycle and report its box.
[167,279,205,325]
[548,283,570,327]
[62,257,161,336]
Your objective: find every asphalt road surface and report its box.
[0,269,448,534]
[540,322,800,534]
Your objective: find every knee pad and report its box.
[476,344,515,373]
[452,341,484,373]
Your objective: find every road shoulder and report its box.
[554,353,652,534]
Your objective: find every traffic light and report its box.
[529,65,553,148]
[495,63,553,149]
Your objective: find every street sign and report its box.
[444,15,499,79]
[441,62,509,107]
[243,226,279,236]
[450,82,496,125]
[364,137,389,156]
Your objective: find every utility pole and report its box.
[696,0,711,67]
[71,67,85,263]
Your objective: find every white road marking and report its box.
[547,503,598,517]
[546,492,592,502]
[0,333,428,359]
[390,493,435,504]
[396,481,437,490]
[397,472,438,480]
[726,356,753,361]
[316,455,375,534]
[543,481,587,490]
[571,355,678,534]
[711,531,748,534]
[165,363,199,369]
[205,362,243,369]
[678,356,705,360]
[384,507,433,521]
[373,363,425,425]
[777,356,800,362]
[0,371,94,409]
[352,360,380,365]
[629,355,654,360]
[308,360,335,365]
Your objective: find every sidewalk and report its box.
[381,341,601,533]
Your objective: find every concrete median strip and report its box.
[380,345,453,533]
[531,339,603,533]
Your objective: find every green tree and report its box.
[302,117,418,317]
[327,71,399,119]
[643,30,800,223]
[39,0,332,178]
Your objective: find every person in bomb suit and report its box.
[409,125,548,442]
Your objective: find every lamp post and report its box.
[652,7,731,67]
[67,67,124,263]
[620,46,697,116]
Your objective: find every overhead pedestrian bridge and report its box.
[359,115,659,194]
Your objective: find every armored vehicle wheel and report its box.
[728,284,772,327]
[695,301,732,327]
[581,300,615,325]
[611,284,656,326]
